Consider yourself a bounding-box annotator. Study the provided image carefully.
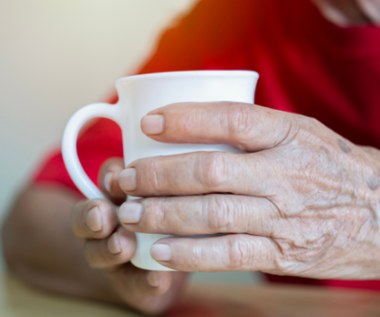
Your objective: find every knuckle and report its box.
[143,198,166,232]
[227,104,254,142]
[206,195,232,231]
[291,115,321,142]
[188,243,203,268]
[198,152,229,190]
[226,235,252,270]
[142,159,161,192]
[272,115,297,147]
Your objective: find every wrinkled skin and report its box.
[115,102,380,279]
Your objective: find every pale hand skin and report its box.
[116,102,380,279]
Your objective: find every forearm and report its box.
[1,184,117,303]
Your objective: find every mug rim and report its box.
[116,70,259,87]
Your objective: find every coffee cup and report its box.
[62,70,259,270]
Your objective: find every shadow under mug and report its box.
[62,70,259,271]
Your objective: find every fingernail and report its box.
[141,114,164,135]
[151,244,172,261]
[86,207,102,232]
[119,202,143,224]
[119,168,136,192]
[104,172,113,193]
[107,232,121,254]
[146,271,161,287]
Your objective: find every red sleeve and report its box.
[32,0,252,193]
[136,0,255,74]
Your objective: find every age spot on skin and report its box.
[367,176,380,191]
[319,145,330,154]
[337,138,351,154]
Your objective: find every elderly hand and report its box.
[70,159,187,314]
[117,102,380,279]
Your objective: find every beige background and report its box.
[0,0,194,220]
[0,0,259,284]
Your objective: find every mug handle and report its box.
[62,103,172,271]
[62,103,121,199]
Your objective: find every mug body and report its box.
[116,70,258,163]
[115,70,259,270]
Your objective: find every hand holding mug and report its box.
[62,70,259,270]
[117,102,380,279]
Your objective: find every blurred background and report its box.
[0,0,259,284]
[0,0,195,221]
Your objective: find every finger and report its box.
[71,199,118,239]
[98,157,125,205]
[141,102,295,151]
[118,195,279,237]
[119,151,273,197]
[150,234,279,272]
[108,266,187,314]
[84,227,136,269]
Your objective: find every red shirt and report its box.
[33,0,380,290]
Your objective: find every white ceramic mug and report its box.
[62,70,259,271]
